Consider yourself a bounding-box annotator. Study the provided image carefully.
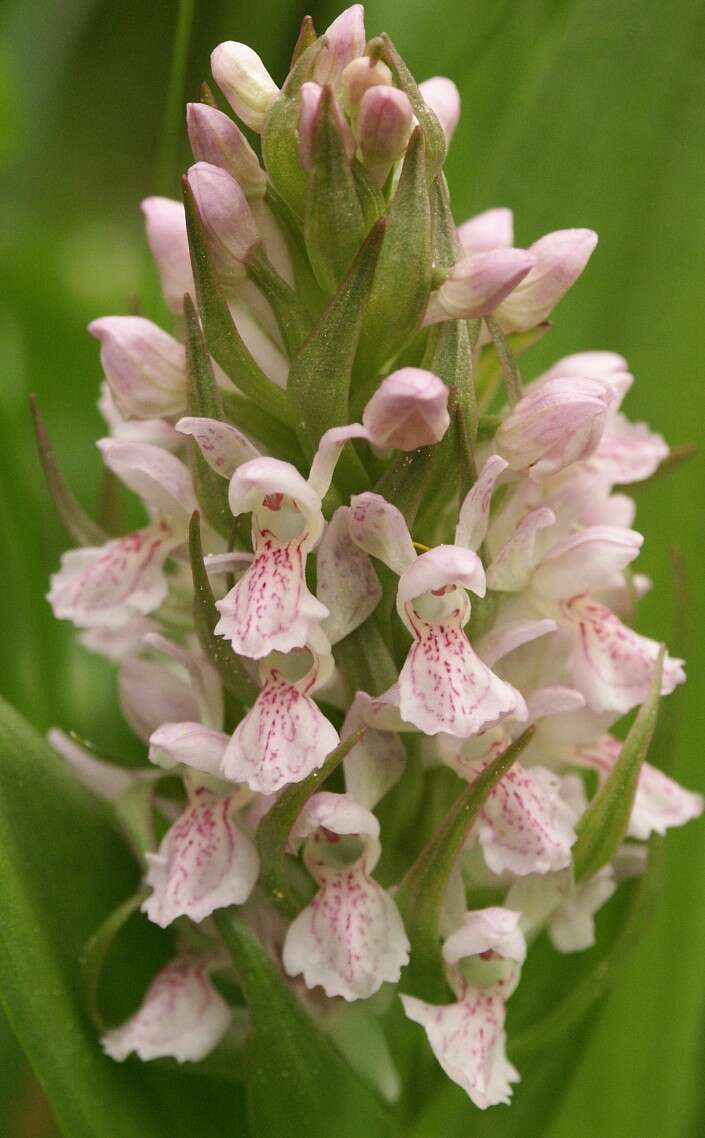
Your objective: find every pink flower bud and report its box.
[497,228,598,333]
[362,368,450,450]
[298,82,356,173]
[358,86,414,186]
[340,56,392,111]
[140,197,194,314]
[314,5,366,89]
[495,374,614,477]
[426,249,536,323]
[186,162,259,284]
[210,41,279,132]
[419,76,461,143]
[458,207,514,256]
[186,103,266,198]
[88,316,186,420]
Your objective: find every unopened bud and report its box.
[358,86,413,186]
[497,228,598,333]
[210,41,278,132]
[186,103,266,199]
[458,207,514,256]
[88,317,186,420]
[141,197,194,314]
[425,249,536,323]
[419,76,461,143]
[314,5,366,89]
[363,368,450,450]
[186,162,259,284]
[495,374,614,477]
[299,82,355,173]
[340,56,392,112]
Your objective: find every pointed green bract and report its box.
[374,34,447,181]
[182,178,294,430]
[212,909,395,1138]
[256,728,366,915]
[304,86,367,294]
[261,37,325,220]
[245,245,312,355]
[219,387,303,465]
[287,218,385,487]
[183,295,232,538]
[188,512,258,706]
[355,129,432,390]
[81,889,148,1031]
[572,648,665,883]
[30,395,108,547]
[397,727,535,1002]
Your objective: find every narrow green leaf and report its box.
[219,387,303,466]
[287,218,385,486]
[374,34,447,181]
[572,648,665,883]
[264,184,327,314]
[0,697,244,1138]
[261,37,325,219]
[245,246,312,355]
[351,159,386,228]
[213,909,395,1138]
[183,295,231,538]
[81,889,148,1032]
[182,177,294,428]
[397,727,535,1001]
[188,512,258,706]
[373,446,439,530]
[304,86,367,294]
[256,728,366,915]
[30,395,108,547]
[355,129,432,390]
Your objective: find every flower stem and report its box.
[485,314,523,407]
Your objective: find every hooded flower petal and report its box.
[496,228,598,333]
[458,207,514,255]
[89,316,187,420]
[221,656,339,793]
[562,594,685,714]
[362,368,450,451]
[48,522,178,630]
[316,507,382,645]
[584,413,669,485]
[455,454,508,552]
[442,907,526,969]
[97,439,197,520]
[149,721,229,777]
[176,415,260,478]
[401,989,519,1109]
[210,42,279,132]
[418,76,461,143]
[427,249,536,323]
[142,783,259,927]
[102,955,231,1063]
[486,507,556,592]
[314,5,366,88]
[141,197,194,314]
[575,735,704,840]
[532,525,643,600]
[348,492,417,575]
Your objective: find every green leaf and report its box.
[261,37,324,220]
[287,218,385,487]
[81,888,148,1032]
[256,728,366,915]
[219,387,303,466]
[0,696,246,1138]
[289,14,317,68]
[355,129,432,391]
[263,184,327,314]
[30,395,107,547]
[183,295,231,539]
[397,727,535,1001]
[188,512,259,707]
[334,616,399,698]
[373,34,447,181]
[213,909,395,1138]
[572,647,665,883]
[182,177,294,429]
[303,85,367,294]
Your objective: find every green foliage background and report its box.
[1,1,703,1135]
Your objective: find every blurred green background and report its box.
[1,1,704,1135]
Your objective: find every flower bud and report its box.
[186,102,266,199]
[419,76,461,143]
[186,162,259,284]
[210,41,279,132]
[88,316,186,420]
[140,197,193,313]
[299,82,355,173]
[314,5,366,89]
[340,56,392,112]
[425,249,536,324]
[497,228,598,333]
[357,86,414,186]
[458,207,514,256]
[363,368,450,450]
[495,374,614,477]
